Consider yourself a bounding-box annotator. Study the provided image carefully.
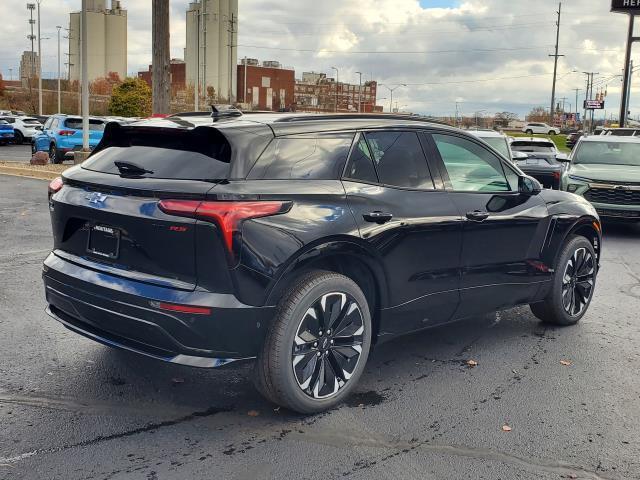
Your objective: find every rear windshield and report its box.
[511,141,555,153]
[64,118,105,130]
[22,118,41,125]
[83,146,230,180]
[248,133,354,180]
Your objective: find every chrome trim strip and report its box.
[589,183,640,191]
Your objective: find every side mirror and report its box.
[519,175,542,195]
[556,153,570,163]
[512,151,528,161]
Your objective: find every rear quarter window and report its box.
[247,133,354,180]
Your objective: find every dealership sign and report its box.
[612,0,640,12]
[584,100,605,110]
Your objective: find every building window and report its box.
[262,76,271,88]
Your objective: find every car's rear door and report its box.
[426,132,551,319]
[343,130,462,336]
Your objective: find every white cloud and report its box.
[0,0,635,118]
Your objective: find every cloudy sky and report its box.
[0,0,635,119]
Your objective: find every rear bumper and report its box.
[43,251,275,367]
[518,167,561,190]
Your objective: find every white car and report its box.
[0,116,43,144]
[522,122,560,135]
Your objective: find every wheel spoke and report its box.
[321,293,345,331]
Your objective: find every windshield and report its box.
[64,118,106,131]
[574,141,640,166]
[511,141,556,153]
[480,137,510,158]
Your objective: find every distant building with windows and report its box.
[236,59,295,111]
[294,71,381,113]
[138,59,186,93]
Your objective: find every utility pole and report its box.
[625,60,634,124]
[355,71,362,113]
[37,0,42,116]
[228,13,236,103]
[620,14,636,127]
[549,2,563,126]
[81,0,89,152]
[152,0,171,115]
[56,26,62,113]
[573,88,581,127]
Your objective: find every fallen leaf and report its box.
[247,410,260,417]
[171,377,185,384]
[467,360,478,367]
[560,360,572,366]
[566,474,578,479]
[502,425,512,432]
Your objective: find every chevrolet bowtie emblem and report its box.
[86,192,108,205]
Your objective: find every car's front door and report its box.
[427,132,551,319]
[343,130,462,337]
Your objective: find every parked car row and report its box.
[32,115,108,163]
[0,115,44,144]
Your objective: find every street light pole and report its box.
[331,66,339,112]
[37,0,43,115]
[355,71,362,113]
[56,25,62,113]
[380,84,407,113]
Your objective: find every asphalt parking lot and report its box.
[1,174,639,480]
[0,144,32,163]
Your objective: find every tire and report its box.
[49,144,61,164]
[254,270,372,413]
[14,130,24,145]
[31,141,36,154]
[526,129,533,135]
[548,130,555,135]
[530,235,597,326]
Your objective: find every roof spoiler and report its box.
[211,104,243,121]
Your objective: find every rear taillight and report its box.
[158,199,290,255]
[157,302,211,315]
[48,176,63,197]
[553,171,561,180]
[58,130,76,136]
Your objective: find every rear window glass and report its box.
[83,146,231,180]
[22,118,41,124]
[511,141,555,152]
[64,118,105,131]
[248,133,354,180]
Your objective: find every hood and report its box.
[569,163,640,184]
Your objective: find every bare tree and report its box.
[152,0,170,114]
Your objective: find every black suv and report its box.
[44,113,602,413]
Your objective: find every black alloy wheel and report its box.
[292,292,365,399]
[530,235,597,326]
[49,144,57,164]
[561,247,595,317]
[254,271,372,413]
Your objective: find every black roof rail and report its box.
[273,113,454,126]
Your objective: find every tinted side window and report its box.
[365,131,433,189]
[43,118,53,130]
[344,134,378,183]
[248,134,354,180]
[433,134,510,192]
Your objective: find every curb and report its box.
[0,165,60,181]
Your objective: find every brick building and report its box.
[294,72,381,113]
[236,59,295,111]
[138,59,186,93]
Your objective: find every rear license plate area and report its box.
[87,224,120,259]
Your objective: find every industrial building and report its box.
[236,59,295,111]
[18,51,40,88]
[68,0,127,82]
[294,72,380,113]
[138,59,186,93]
[185,0,238,103]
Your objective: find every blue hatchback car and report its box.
[33,115,106,163]
[0,119,15,145]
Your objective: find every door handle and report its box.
[466,210,490,222]
[363,211,393,224]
